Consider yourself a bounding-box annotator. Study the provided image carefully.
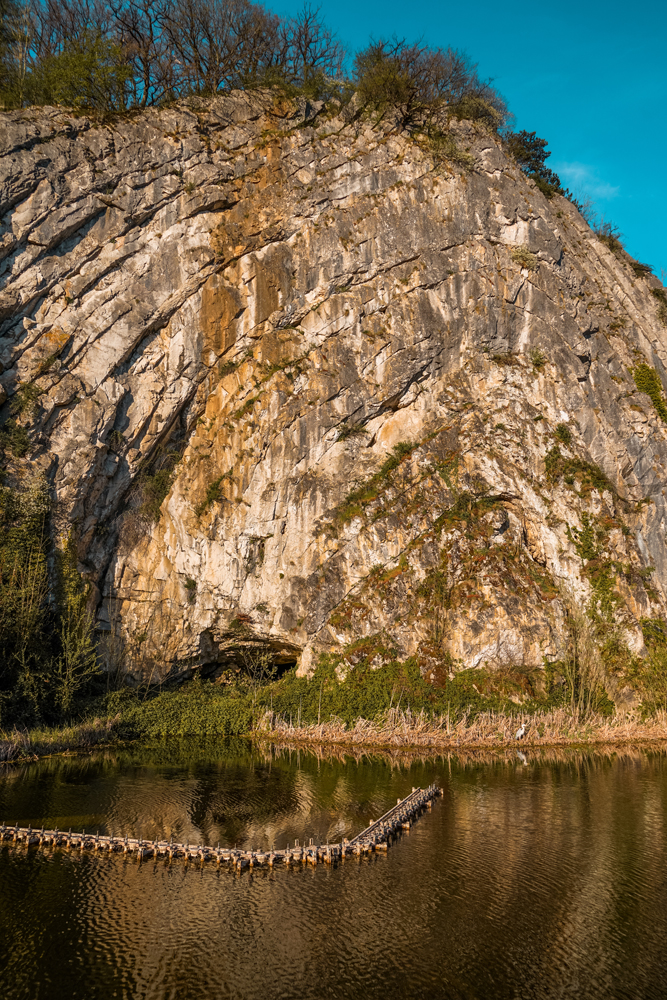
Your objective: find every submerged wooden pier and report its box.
[1,784,442,870]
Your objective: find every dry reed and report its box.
[255,705,667,754]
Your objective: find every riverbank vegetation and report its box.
[3,636,667,763]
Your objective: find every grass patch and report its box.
[510,245,538,271]
[195,471,230,517]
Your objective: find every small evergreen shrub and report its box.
[651,288,667,326]
[337,422,368,442]
[632,363,667,421]
[555,423,572,445]
[505,130,564,197]
[0,420,30,457]
[529,348,547,370]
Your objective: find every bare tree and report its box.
[275,3,345,88]
[109,0,175,106]
[162,0,279,95]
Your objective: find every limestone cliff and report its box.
[2,92,667,681]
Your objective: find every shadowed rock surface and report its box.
[2,92,667,680]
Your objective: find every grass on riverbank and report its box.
[2,653,666,764]
[0,716,120,763]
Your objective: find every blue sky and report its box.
[278,0,667,279]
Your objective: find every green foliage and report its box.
[0,420,30,457]
[510,245,537,270]
[0,479,102,727]
[137,447,181,521]
[595,221,624,255]
[625,622,667,713]
[544,445,613,494]
[113,679,253,738]
[139,468,174,521]
[10,383,42,417]
[631,363,667,421]
[530,348,547,370]
[259,656,563,728]
[651,287,667,326]
[568,512,605,562]
[337,422,368,442]
[107,429,125,451]
[218,359,239,378]
[23,33,131,112]
[232,395,261,421]
[640,617,667,648]
[353,38,507,131]
[0,477,52,724]
[555,422,572,445]
[428,131,474,171]
[195,471,230,517]
[630,261,654,278]
[53,535,99,715]
[505,130,564,197]
[567,514,624,624]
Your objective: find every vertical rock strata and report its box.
[2,92,667,678]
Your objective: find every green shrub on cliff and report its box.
[505,130,564,197]
[632,363,667,422]
[353,38,508,131]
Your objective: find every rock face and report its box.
[2,92,667,680]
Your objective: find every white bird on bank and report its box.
[515,723,527,740]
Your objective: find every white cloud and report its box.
[551,161,620,200]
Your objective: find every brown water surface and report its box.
[0,740,665,999]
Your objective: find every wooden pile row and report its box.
[0,783,442,870]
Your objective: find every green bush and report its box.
[137,447,181,521]
[115,682,253,738]
[23,32,131,112]
[555,423,572,445]
[0,420,30,457]
[353,39,508,131]
[545,445,612,494]
[632,363,667,421]
[0,478,102,727]
[195,472,228,517]
[10,383,41,417]
[651,288,667,326]
[511,245,538,271]
[505,130,564,197]
[336,441,416,523]
[337,422,368,442]
[530,348,547,370]
[595,221,624,255]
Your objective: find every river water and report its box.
[1,740,666,1000]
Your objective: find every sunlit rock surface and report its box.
[2,92,667,678]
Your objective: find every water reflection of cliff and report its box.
[1,743,667,1000]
